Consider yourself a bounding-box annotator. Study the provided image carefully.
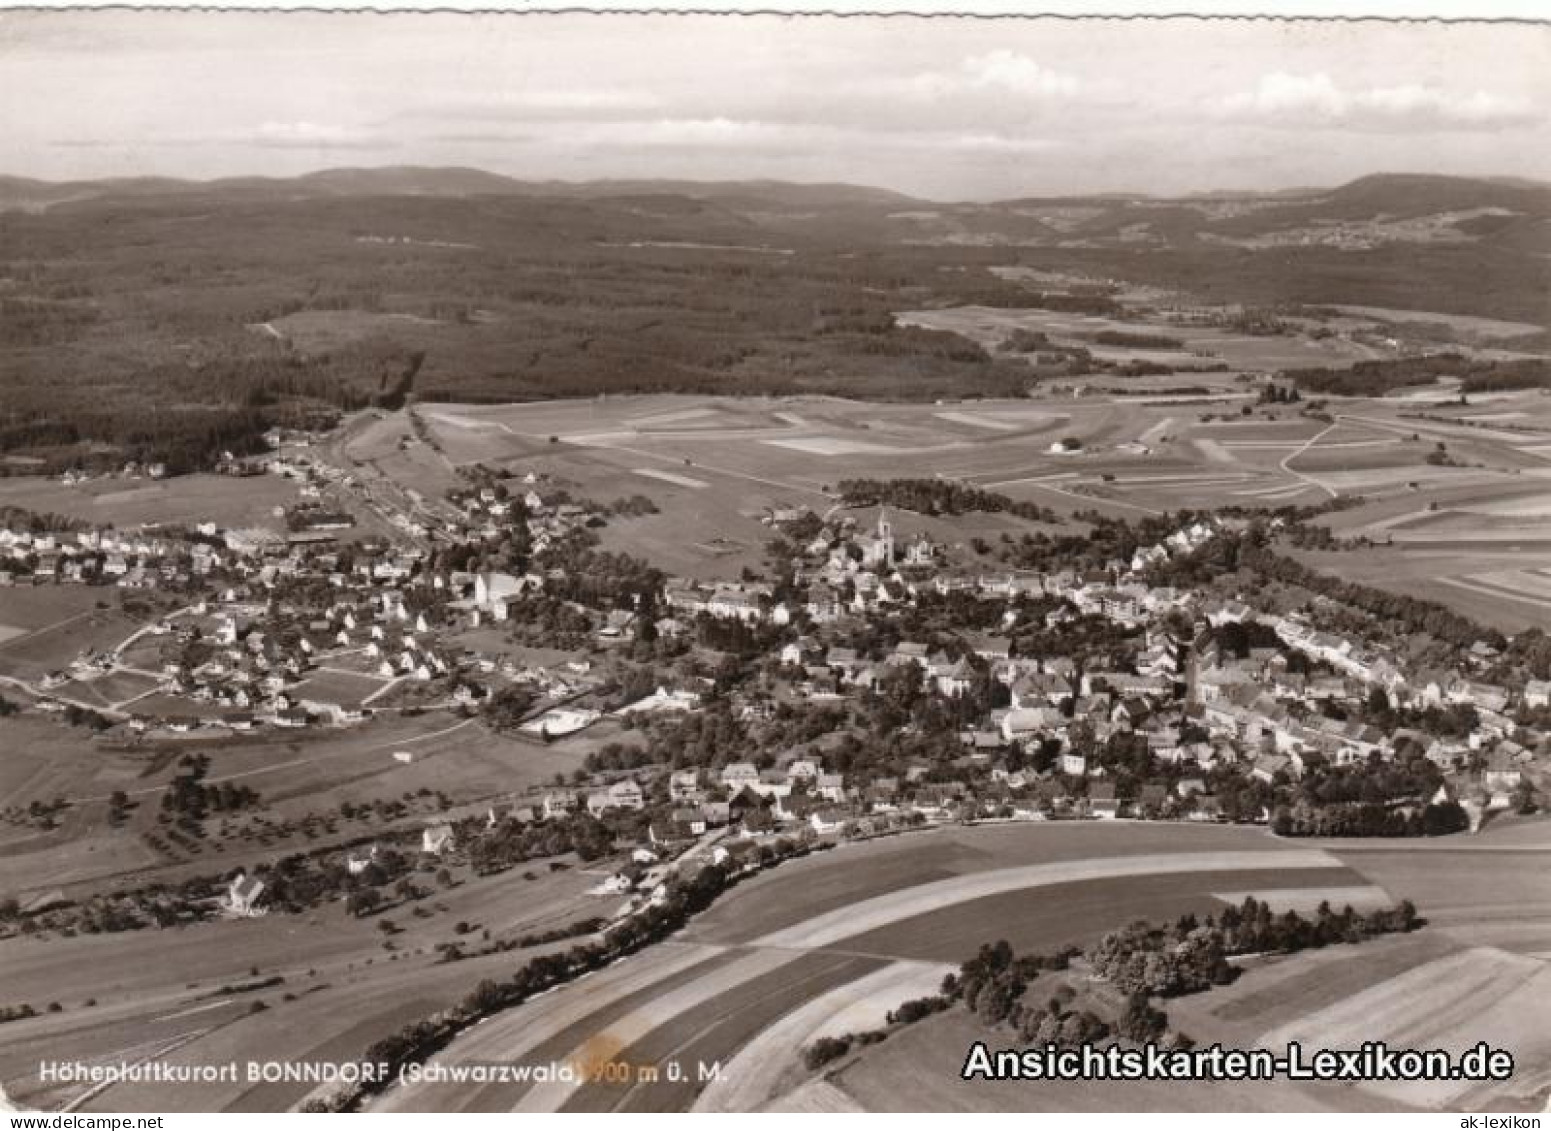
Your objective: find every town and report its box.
[4,8,1550,1114]
[2,417,1541,942]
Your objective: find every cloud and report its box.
[947,133,1063,155]
[561,117,804,153]
[635,118,771,146]
[910,51,1081,101]
[1222,72,1537,130]
[1357,84,1535,125]
[1224,72,1347,119]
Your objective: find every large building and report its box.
[862,507,894,569]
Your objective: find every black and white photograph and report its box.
[0,5,1549,1118]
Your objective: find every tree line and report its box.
[838,478,1059,524]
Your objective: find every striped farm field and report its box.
[1467,568,1551,601]
[368,822,1454,1115]
[1436,571,1551,612]
[1257,947,1551,1108]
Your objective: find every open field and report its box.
[1330,305,1549,343]
[1258,947,1551,1108]
[0,586,110,633]
[0,601,145,682]
[694,959,955,1113]
[414,387,1551,620]
[291,669,394,709]
[1327,840,1551,955]
[0,859,615,1113]
[1168,932,1463,1038]
[1412,577,1551,631]
[49,670,161,711]
[423,396,1140,577]
[830,1006,1405,1113]
[0,596,1546,1110]
[736,858,1350,957]
[371,821,1463,1115]
[356,818,1551,1115]
[895,306,1380,373]
[0,709,589,899]
[0,475,299,531]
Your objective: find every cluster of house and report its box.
[8,473,628,731]
[597,515,1540,839]
[653,515,1218,633]
[57,460,168,485]
[12,477,1545,857]
[0,526,191,588]
[1192,606,1534,806]
[445,480,588,554]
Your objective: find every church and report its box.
[861,507,895,569]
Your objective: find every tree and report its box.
[1512,780,1539,815]
[1118,991,1168,1042]
[803,1036,852,1071]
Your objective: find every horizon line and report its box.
[2,162,1545,206]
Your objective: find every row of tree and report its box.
[837,478,1059,524]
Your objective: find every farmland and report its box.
[1,159,1549,1118]
[413,381,1551,628]
[0,588,148,682]
[4,357,1551,1113]
[896,305,1379,372]
[0,708,593,897]
[0,475,301,531]
[0,860,612,1114]
[0,689,631,1115]
[356,820,1551,1115]
[723,830,1551,1114]
[830,1006,1394,1113]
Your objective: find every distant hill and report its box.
[1,163,1546,477]
[1217,172,1551,228]
[281,165,532,197]
[0,166,925,214]
[0,174,201,212]
[6,168,1547,246]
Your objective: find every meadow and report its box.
[0,474,300,530]
[766,830,1551,1114]
[376,822,1418,1114]
[417,386,1551,631]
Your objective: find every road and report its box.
[1279,420,1342,499]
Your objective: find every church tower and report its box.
[876,506,894,567]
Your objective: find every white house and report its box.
[224,873,267,917]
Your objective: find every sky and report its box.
[1,12,1547,199]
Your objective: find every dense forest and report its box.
[0,191,1044,473]
[1283,353,1551,398]
[5,172,1545,474]
[838,478,1060,523]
